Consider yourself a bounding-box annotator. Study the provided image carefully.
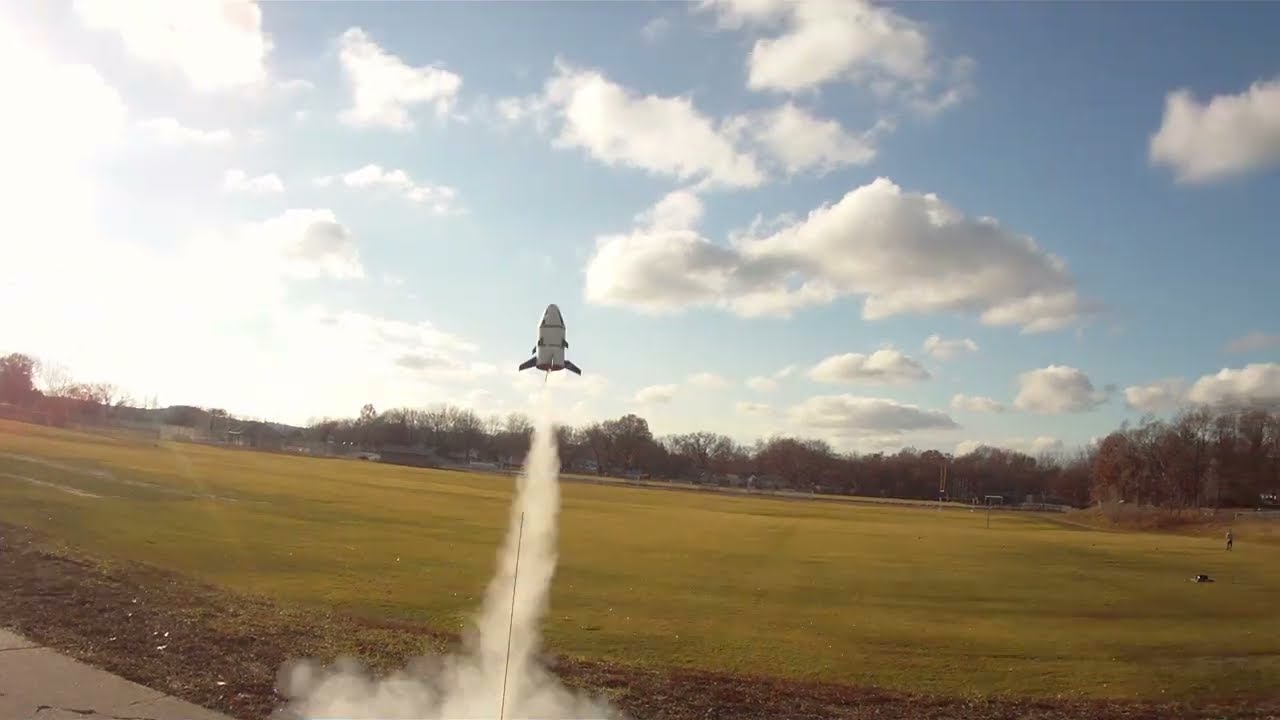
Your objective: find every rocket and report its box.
[518,303,581,376]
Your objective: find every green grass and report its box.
[1,418,1277,702]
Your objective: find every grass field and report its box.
[1,418,1277,704]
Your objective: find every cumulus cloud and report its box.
[638,189,705,232]
[2,11,128,303]
[584,177,1094,332]
[951,394,1005,413]
[725,101,881,175]
[137,117,233,146]
[314,164,459,214]
[955,436,1062,457]
[0,204,485,423]
[1013,365,1108,414]
[1123,378,1188,413]
[73,0,271,92]
[641,15,671,42]
[1186,363,1280,408]
[503,56,935,185]
[502,59,765,189]
[200,208,365,282]
[745,365,794,392]
[223,169,283,194]
[809,348,929,385]
[687,372,728,388]
[316,310,489,381]
[337,27,463,129]
[635,384,679,404]
[1,16,128,169]
[697,0,973,115]
[1225,331,1280,355]
[923,334,978,360]
[1149,76,1280,183]
[789,394,958,437]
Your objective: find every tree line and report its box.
[3,351,1278,509]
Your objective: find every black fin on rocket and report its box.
[564,360,582,375]
[518,356,537,371]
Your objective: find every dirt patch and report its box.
[1,521,1276,720]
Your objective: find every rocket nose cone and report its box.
[543,303,563,324]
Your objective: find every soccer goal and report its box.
[983,494,1004,528]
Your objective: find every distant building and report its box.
[747,474,783,490]
[223,421,284,451]
[376,445,442,469]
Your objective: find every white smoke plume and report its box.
[274,394,624,719]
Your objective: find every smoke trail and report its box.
[275,394,623,720]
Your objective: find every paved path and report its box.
[0,628,234,720]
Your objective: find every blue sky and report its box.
[2,0,1278,455]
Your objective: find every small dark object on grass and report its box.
[1191,574,1214,583]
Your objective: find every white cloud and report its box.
[1226,331,1280,354]
[584,177,1094,332]
[725,101,880,175]
[1013,365,1108,414]
[315,164,460,215]
[1186,363,1280,407]
[1,17,128,166]
[641,15,671,42]
[809,348,930,385]
[638,189,704,231]
[745,364,793,392]
[137,117,233,145]
[319,310,487,377]
[0,202,483,423]
[337,27,463,130]
[512,59,765,189]
[73,0,270,92]
[736,401,771,415]
[190,208,365,283]
[223,169,283,194]
[687,372,728,388]
[278,78,315,93]
[1123,378,1188,413]
[702,0,929,90]
[698,0,973,115]
[955,436,1061,457]
[951,394,1005,413]
[1149,76,1280,183]
[923,334,978,360]
[635,384,679,404]
[494,97,531,124]
[1,13,128,286]
[789,394,958,437]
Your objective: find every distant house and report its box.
[746,474,783,490]
[376,445,442,469]
[223,421,284,451]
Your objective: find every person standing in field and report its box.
[1226,528,1233,551]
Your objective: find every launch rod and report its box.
[500,511,525,720]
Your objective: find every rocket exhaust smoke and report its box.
[274,396,623,719]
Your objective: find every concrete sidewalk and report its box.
[0,628,235,720]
